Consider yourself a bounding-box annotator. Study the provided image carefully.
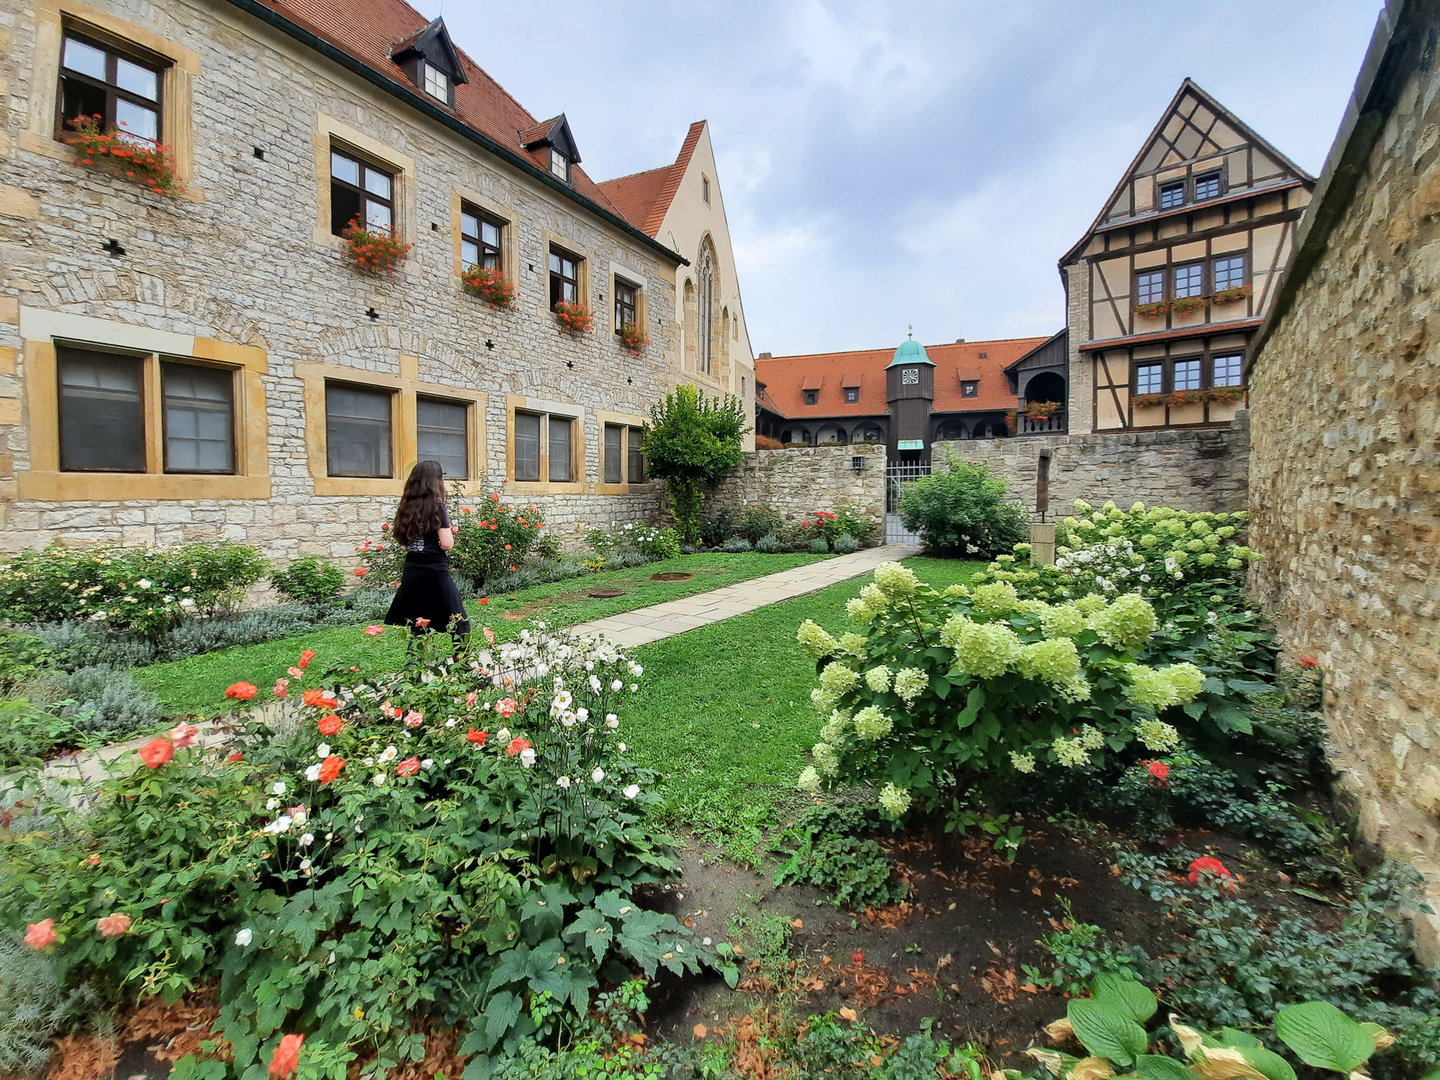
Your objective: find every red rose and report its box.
[414,617,431,629]
[354,567,368,577]
[318,715,343,736]
[364,624,385,636]
[1147,760,1170,785]
[139,738,174,769]
[466,728,488,745]
[269,1034,304,1078]
[298,650,316,670]
[396,756,420,776]
[1298,657,1318,668]
[318,755,345,784]
[506,737,531,757]
[226,682,258,701]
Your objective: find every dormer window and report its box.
[961,381,978,397]
[422,62,448,103]
[549,148,569,182]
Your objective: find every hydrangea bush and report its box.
[970,500,1261,607]
[2,627,728,1079]
[794,563,1205,815]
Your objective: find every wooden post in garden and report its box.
[1031,448,1055,564]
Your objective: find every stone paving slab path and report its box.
[568,543,920,649]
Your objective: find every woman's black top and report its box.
[403,505,451,554]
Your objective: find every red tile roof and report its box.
[256,0,625,217]
[597,121,705,236]
[755,337,1049,417]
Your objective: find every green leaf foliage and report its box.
[1092,971,1158,1023]
[897,452,1028,560]
[1274,1001,1377,1073]
[640,385,748,546]
[1068,998,1149,1066]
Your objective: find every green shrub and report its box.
[533,534,563,561]
[794,562,1212,817]
[1,629,730,1078]
[721,537,753,553]
[833,534,861,555]
[39,665,167,740]
[773,802,907,909]
[1021,899,1135,994]
[0,542,268,638]
[269,555,345,604]
[834,505,880,544]
[738,506,785,544]
[0,700,83,771]
[755,533,784,554]
[640,385,748,546]
[809,538,830,554]
[0,937,109,1076]
[700,506,739,548]
[896,453,1027,559]
[360,487,547,589]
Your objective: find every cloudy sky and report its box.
[419,0,1379,356]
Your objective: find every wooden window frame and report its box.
[1173,261,1205,299]
[506,396,585,494]
[55,28,165,144]
[416,394,471,479]
[803,389,818,406]
[1192,170,1222,202]
[460,203,504,271]
[1212,352,1244,388]
[614,279,637,334]
[422,61,448,104]
[595,410,647,494]
[160,358,238,475]
[959,381,978,398]
[1135,268,1166,305]
[324,380,395,479]
[1158,180,1185,210]
[627,426,645,485]
[602,422,625,485]
[56,345,147,474]
[1133,360,1165,397]
[329,144,396,237]
[701,175,711,205]
[845,386,860,403]
[1211,253,1248,291]
[549,147,570,183]
[549,245,582,310]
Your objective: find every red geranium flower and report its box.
[354,567,368,577]
[1187,856,1236,890]
[139,738,174,769]
[396,756,420,776]
[466,728,489,745]
[226,682,258,700]
[269,1034,304,1078]
[1298,657,1318,668]
[318,714,343,736]
[318,755,345,784]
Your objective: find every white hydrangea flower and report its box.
[878,782,912,817]
[1053,737,1091,768]
[796,766,821,793]
[873,562,919,600]
[864,665,893,693]
[853,706,893,741]
[1077,725,1105,751]
[893,667,929,704]
[1010,752,1037,774]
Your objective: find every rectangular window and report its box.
[702,176,710,204]
[549,149,569,182]
[1136,270,1165,305]
[325,383,392,477]
[417,397,468,478]
[960,381,978,398]
[58,32,162,144]
[1158,181,1185,209]
[1194,172,1221,201]
[803,389,818,406]
[1213,353,1244,387]
[1174,262,1204,298]
[603,424,624,484]
[845,387,860,403]
[423,62,448,103]
[614,280,637,332]
[162,361,234,473]
[548,416,572,483]
[460,207,503,270]
[58,347,146,472]
[330,148,394,236]
[1173,358,1202,391]
[549,247,580,308]
[1135,363,1164,396]
[1213,255,1246,291]
[514,412,542,481]
[627,427,645,484]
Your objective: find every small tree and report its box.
[641,386,748,546]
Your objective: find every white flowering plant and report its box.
[2,624,733,1079]
[970,500,1261,612]
[794,563,1207,817]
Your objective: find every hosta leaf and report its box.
[1274,1002,1374,1074]
[1092,972,1157,1023]
[1136,1055,1195,1080]
[1068,999,1149,1067]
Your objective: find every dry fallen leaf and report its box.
[692,1023,708,1039]
[839,1007,858,1022]
[790,918,804,929]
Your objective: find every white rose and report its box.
[623,784,641,799]
[235,928,253,947]
[317,743,331,759]
[591,767,605,783]
[272,781,287,796]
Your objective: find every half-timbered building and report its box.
[1061,80,1315,433]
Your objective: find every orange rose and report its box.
[466,728,488,745]
[25,919,56,949]
[318,755,345,784]
[269,1034,304,1078]
[302,689,338,710]
[225,682,258,700]
[96,913,132,936]
[317,715,343,736]
[139,738,174,769]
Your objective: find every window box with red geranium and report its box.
[1132,300,1170,319]
[553,301,592,335]
[461,265,516,308]
[64,115,182,195]
[617,320,648,356]
[341,217,412,274]
[1023,400,1061,421]
[1171,295,1207,316]
[1211,283,1253,305]
[1133,386,1247,410]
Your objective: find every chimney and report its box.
[954,338,965,344]
[758,351,771,359]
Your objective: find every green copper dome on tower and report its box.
[886,331,935,368]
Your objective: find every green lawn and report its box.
[133,552,825,716]
[619,556,983,833]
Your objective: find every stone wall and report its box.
[0,0,685,565]
[932,415,1250,515]
[1246,0,1440,952]
[709,444,886,523]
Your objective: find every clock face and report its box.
[901,367,919,385]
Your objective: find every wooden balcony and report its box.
[1017,406,1066,435]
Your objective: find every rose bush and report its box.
[1,626,729,1080]
[793,562,1209,815]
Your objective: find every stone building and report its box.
[1246,0,1440,947]
[0,0,743,561]
[753,334,1047,460]
[598,121,756,449]
[1061,80,1315,433]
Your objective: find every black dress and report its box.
[384,506,471,635]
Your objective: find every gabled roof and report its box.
[597,121,706,236]
[756,337,1047,417]
[390,17,467,83]
[754,379,788,420]
[227,0,684,264]
[1003,329,1068,374]
[519,114,580,163]
[1061,79,1315,266]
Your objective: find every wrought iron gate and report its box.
[884,461,931,544]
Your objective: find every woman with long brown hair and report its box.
[384,460,471,639]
